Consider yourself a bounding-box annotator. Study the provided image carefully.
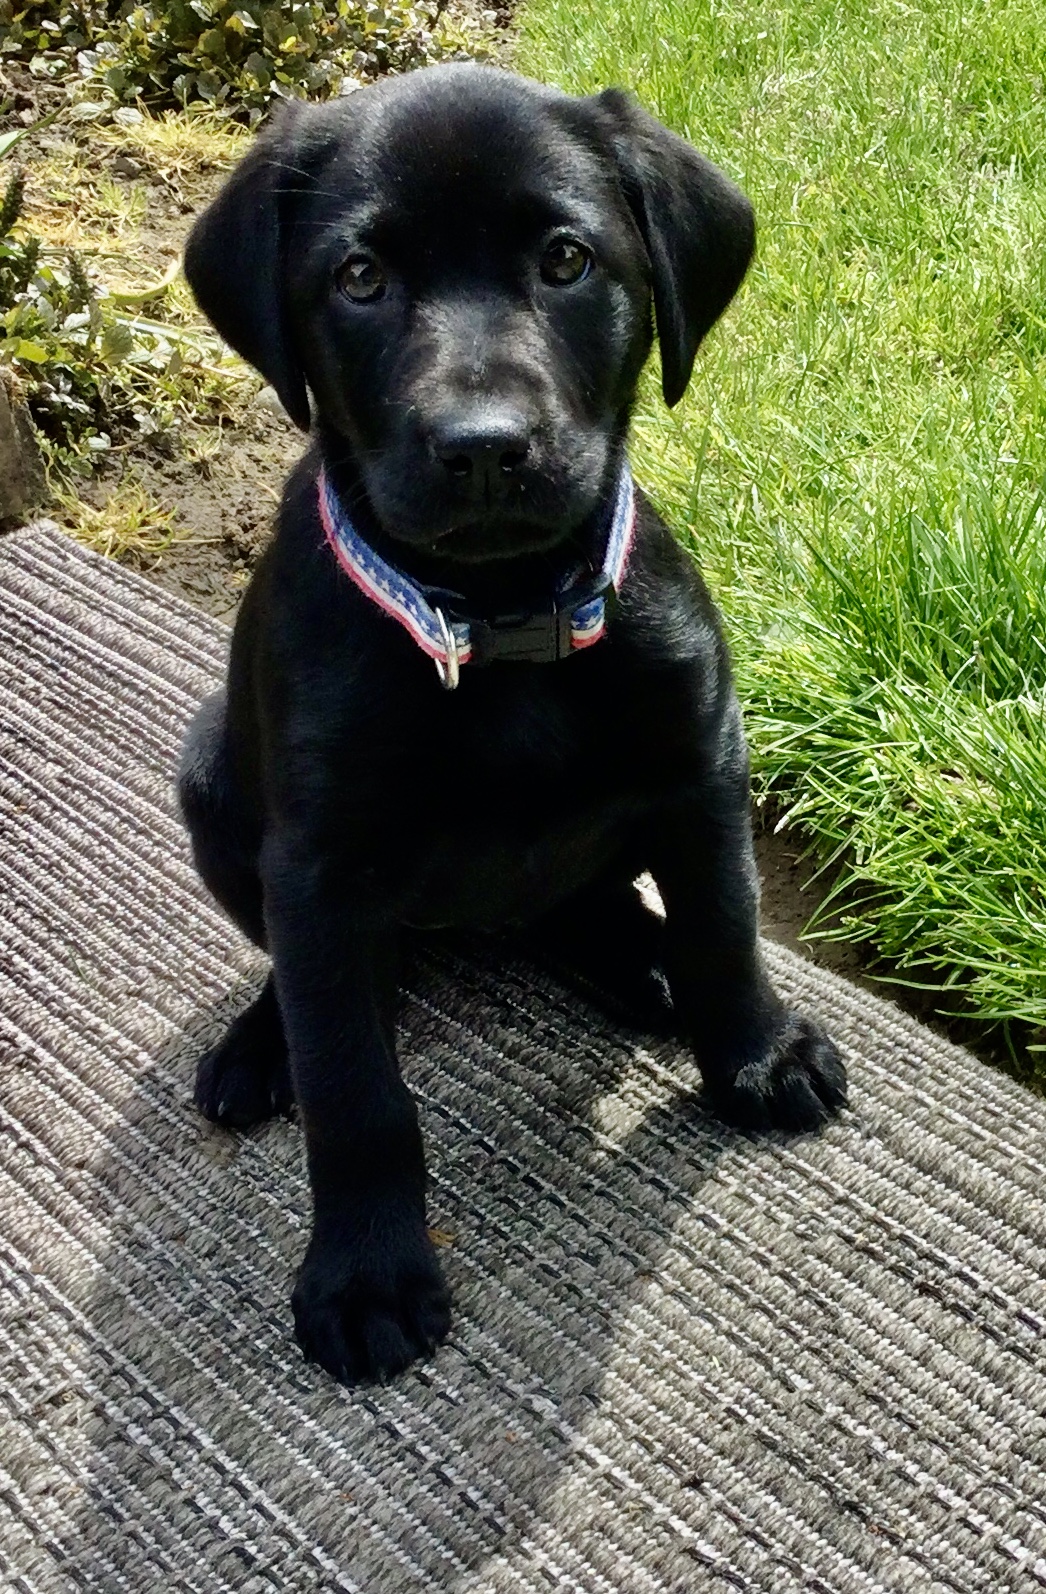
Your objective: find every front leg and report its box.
[263,837,451,1384]
[649,712,847,1132]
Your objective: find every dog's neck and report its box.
[314,434,637,684]
[315,430,628,617]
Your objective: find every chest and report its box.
[350,661,693,927]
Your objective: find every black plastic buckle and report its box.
[465,574,616,666]
[464,603,574,666]
[440,574,615,668]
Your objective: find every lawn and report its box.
[514,0,1046,1071]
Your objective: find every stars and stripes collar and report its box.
[316,461,637,689]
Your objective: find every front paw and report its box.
[704,1011,847,1133]
[292,1220,452,1386]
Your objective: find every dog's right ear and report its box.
[589,89,755,408]
[183,101,312,431]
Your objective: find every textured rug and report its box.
[1,522,1044,1594]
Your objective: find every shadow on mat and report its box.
[72,939,741,1591]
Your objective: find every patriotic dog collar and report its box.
[317,462,637,690]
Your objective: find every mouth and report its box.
[427,516,573,564]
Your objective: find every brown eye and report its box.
[336,255,387,303]
[540,238,592,286]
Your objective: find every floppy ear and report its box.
[183,100,312,431]
[591,89,755,407]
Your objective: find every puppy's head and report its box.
[185,65,754,563]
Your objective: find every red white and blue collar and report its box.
[317,462,637,689]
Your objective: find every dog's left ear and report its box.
[590,89,755,407]
[183,99,312,430]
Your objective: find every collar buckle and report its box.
[463,600,575,667]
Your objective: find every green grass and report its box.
[514,0,1046,1067]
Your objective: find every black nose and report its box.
[429,407,533,491]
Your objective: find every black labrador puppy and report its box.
[179,62,846,1386]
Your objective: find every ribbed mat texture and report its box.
[1,522,1044,1594]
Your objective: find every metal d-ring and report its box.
[432,606,461,691]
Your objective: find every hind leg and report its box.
[647,707,846,1132]
[178,691,291,1125]
[178,689,266,947]
[194,973,293,1127]
[528,870,678,1035]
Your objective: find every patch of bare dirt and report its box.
[0,59,69,132]
[1,3,514,609]
[81,399,301,615]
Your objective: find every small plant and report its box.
[0,1,108,61]
[0,0,477,123]
[57,472,195,564]
[0,160,111,451]
[100,1,452,115]
[0,144,252,475]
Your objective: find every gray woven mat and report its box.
[1,522,1045,1594]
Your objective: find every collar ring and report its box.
[432,605,461,691]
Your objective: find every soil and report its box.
[0,56,310,613]
[83,399,303,616]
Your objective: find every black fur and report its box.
[179,63,846,1387]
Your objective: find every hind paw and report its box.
[194,984,292,1129]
